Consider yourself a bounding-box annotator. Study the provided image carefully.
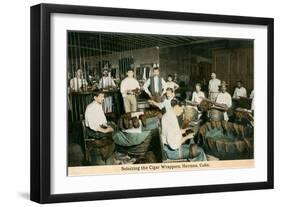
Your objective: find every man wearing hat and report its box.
[99,68,116,113]
[208,72,221,102]
[215,81,232,121]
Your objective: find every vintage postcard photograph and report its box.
[67,31,254,176]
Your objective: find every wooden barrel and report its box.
[182,105,198,128]
[198,121,253,160]
[209,109,224,121]
[137,99,150,112]
[198,99,211,112]
[86,137,115,165]
[117,129,158,158]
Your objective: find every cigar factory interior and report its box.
[67,31,254,167]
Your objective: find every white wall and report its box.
[0,0,280,206]
[85,47,159,67]
[71,47,159,70]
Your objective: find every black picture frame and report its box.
[30,3,274,204]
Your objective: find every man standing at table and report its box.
[216,82,232,121]
[99,69,116,113]
[70,69,87,91]
[143,67,166,102]
[120,68,140,113]
[208,72,221,102]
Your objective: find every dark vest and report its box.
[149,76,163,95]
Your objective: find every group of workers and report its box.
[69,66,254,163]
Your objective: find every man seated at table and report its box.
[85,91,113,139]
[161,98,207,161]
[148,87,175,113]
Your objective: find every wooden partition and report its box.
[212,47,254,95]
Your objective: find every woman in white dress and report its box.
[166,74,179,91]
[191,83,205,105]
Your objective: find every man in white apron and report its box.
[208,72,221,102]
[99,69,116,113]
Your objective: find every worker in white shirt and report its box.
[70,69,88,91]
[120,68,140,113]
[166,74,179,91]
[143,67,166,102]
[215,82,232,121]
[233,81,247,99]
[208,72,221,102]
[250,90,254,111]
[99,69,116,89]
[191,83,205,105]
[161,98,207,161]
[85,91,113,139]
[99,69,116,113]
[148,87,175,112]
